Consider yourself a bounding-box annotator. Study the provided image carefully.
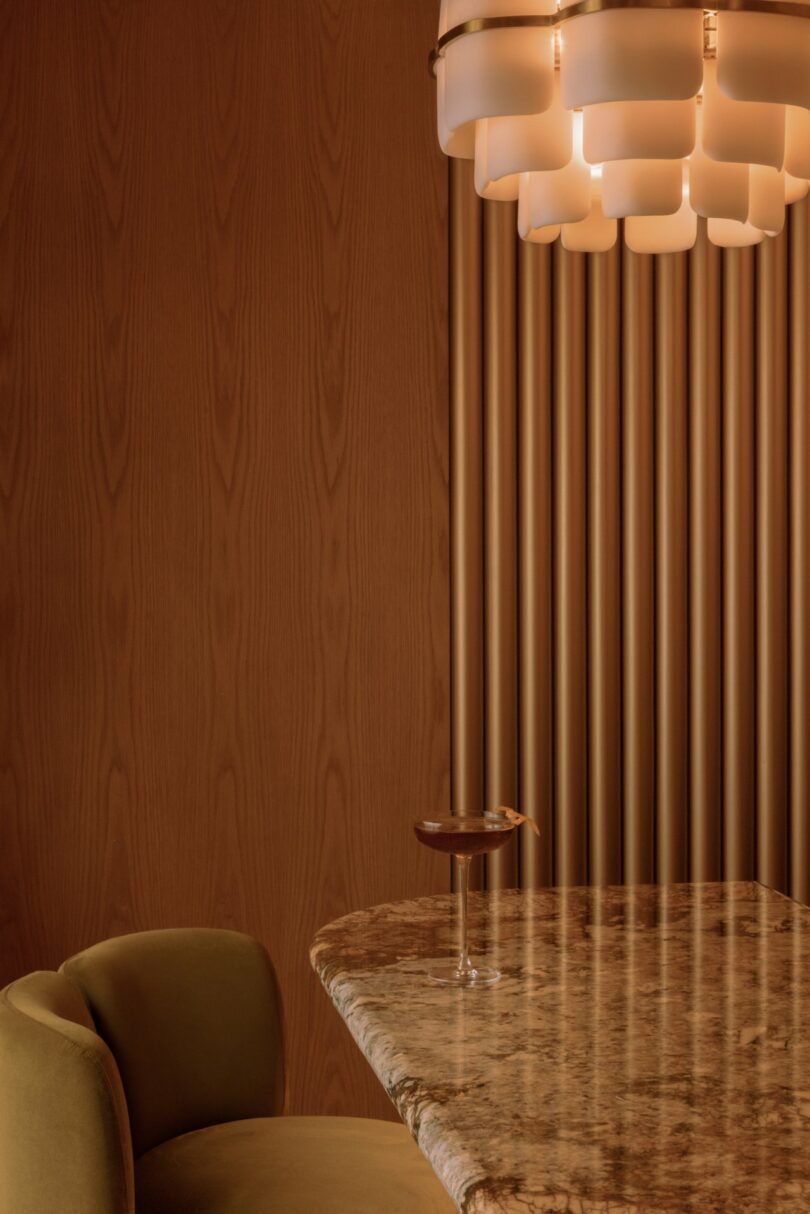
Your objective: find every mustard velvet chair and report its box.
[0,970,135,1214]
[0,929,455,1214]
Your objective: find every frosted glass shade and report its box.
[708,218,766,247]
[625,198,698,253]
[441,0,556,24]
[519,164,591,226]
[559,10,703,109]
[716,11,810,111]
[689,108,749,222]
[786,174,810,203]
[689,157,749,222]
[583,99,695,164]
[474,122,520,198]
[785,106,810,181]
[602,159,684,218]
[701,61,785,169]
[749,165,786,234]
[517,187,562,242]
[561,198,618,252]
[518,114,590,226]
[478,83,572,180]
[434,0,810,254]
[437,61,476,159]
[440,0,556,131]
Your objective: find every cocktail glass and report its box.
[413,814,514,987]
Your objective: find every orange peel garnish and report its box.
[495,806,541,838]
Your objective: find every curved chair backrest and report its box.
[60,928,285,1158]
[0,970,135,1214]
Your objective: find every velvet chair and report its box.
[0,928,454,1214]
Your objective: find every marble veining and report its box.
[310,882,810,1214]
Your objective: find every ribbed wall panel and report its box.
[450,160,810,901]
[483,200,520,890]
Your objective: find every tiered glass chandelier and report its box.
[432,0,810,251]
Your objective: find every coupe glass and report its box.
[413,814,514,987]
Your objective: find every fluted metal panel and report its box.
[689,226,723,882]
[450,160,484,829]
[791,200,810,908]
[554,244,588,887]
[656,254,690,884]
[756,232,789,894]
[483,200,519,889]
[723,249,756,882]
[449,181,807,903]
[622,248,656,886]
[588,248,622,886]
[518,241,554,889]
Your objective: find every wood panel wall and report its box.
[0,0,449,1118]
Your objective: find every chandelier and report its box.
[431,0,810,252]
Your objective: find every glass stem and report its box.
[456,854,473,976]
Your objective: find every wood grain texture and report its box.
[0,0,449,1119]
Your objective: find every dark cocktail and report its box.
[414,816,515,857]
[413,814,514,987]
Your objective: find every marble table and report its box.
[311,881,810,1214]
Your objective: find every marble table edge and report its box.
[309,881,803,1214]
[309,931,489,1210]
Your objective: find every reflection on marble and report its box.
[311,882,810,1214]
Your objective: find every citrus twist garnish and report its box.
[495,806,541,838]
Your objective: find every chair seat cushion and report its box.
[135,1115,456,1214]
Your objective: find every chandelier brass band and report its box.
[430,0,810,74]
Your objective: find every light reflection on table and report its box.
[312,882,810,1213]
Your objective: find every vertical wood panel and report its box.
[588,248,622,886]
[723,249,757,881]
[756,233,789,893]
[0,0,449,1119]
[450,159,484,825]
[790,200,810,907]
[689,224,723,881]
[483,201,519,889]
[656,254,690,883]
[554,245,588,886]
[623,248,656,885]
[518,241,554,889]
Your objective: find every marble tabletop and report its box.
[311,881,810,1214]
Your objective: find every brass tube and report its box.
[622,246,656,884]
[656,253,690,883]
[484,199,519,890]
[518,239,554,889]
[450,160,484,829]
[588,246,622,886]
[790,199,810,907]
[756,232,789,892]
[554,242,588,886]
[689,223,723,881]
[723,248,756,881]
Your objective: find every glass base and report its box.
[427,964,501,988]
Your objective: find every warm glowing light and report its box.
[433,0,810,252]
